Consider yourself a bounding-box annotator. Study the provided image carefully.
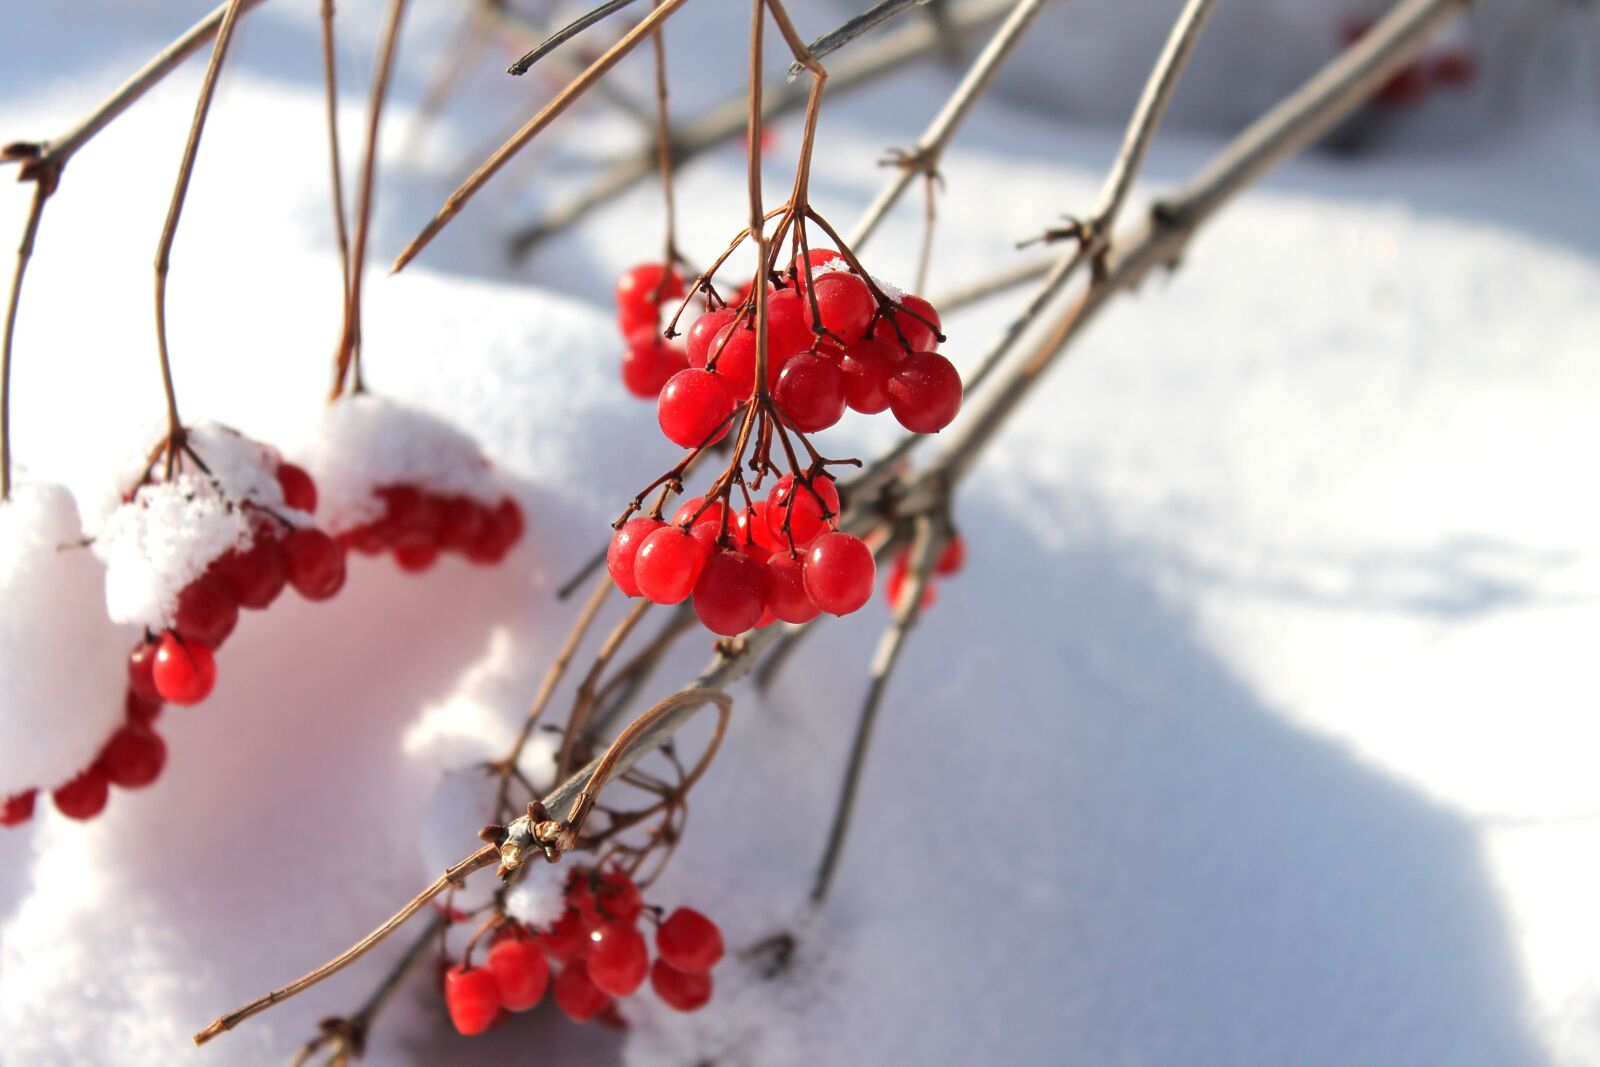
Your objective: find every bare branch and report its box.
[0,184,48,502]
[790,0,933,75]
[507,0,645,76]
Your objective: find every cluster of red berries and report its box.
[2,462,346,828]
[443,866,723,1035]
[882,534,967,613]
[609,473,877,635]
[336,484,524,573]
[614,255,962,444]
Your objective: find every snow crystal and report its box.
[0,481,135,797]
[295,393,508,534]
[503,872,565,928]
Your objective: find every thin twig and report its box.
[319,0,352,322]
[479,0,657,131]
[928,255,1052,313]
[507,0,645,75]
[0,184,47,502]
[792,0,934,74]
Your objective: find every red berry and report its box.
[791,247,843,283]
[2,790,37,827]
[650,959,713,1012]
[775,353,847,433]
[607,517,666,597]
[734,501,783,556]
[283,527,347,600]
[871,294,941,352]
[152,633,216,706]
[174,573,239,648]
[487,938,549,1012]
[276,463,318,513]
[395,543,439,573]
[209,535,287,610]
[687,307,737,368]
[936,535,966,576]
[586,920,649,997]
[466,498,524,565]
[804,532,876,616]
[658,369,739,449]
[656,907,724,974]
[764,288,815,361]
[616,263,685,330]
[807,271,875,343]
[128,640,163,705]
[887,352,962,434]
[765,475,840,547]
[885,554,938,612]
[633,525,711,605]
[553,959,612,1023]
[693,549,770,636]
[97,724,166,789]
[373,485,422,546]
[705,321,757,398]
[437,497,485,552]
[53,766,110,821]
[839,336,902,415]
[125,688,163,726]
[671,496,726,531]
[444,964,502,1036]
[765,552,821,624]
[538,908,592,965]
[594,868,643,923]
[621,331,690,399]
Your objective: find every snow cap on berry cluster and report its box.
[294,394,509,535]
[806,256,904,303]
[89,422,305,630]
[0,481,135,796]
[504,872,566,928]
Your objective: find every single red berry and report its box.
[656,907,724,974]
[633,525,711,605]
[936,535,966,576]
[671,496,727,532]
[466,498,524,565]
[615,263,685,331]
[594,868,643,923]
[487,937,549,1012]
[276,463,318,513]
[553,959,613,1023]
[2,790,37,827]
[209,535,287,610]
[564,871,604,929]
[887,352,962,434]
[807,271,875,343]
[791,247,843,284]
[658,369,739,449]
[764,288,815,361]
[125,688,163,726]
[152,633,217,706]
[174,573,239,648]
[775,354,847,433]
[97,724,166,789]
[128,640,164,705]
[53,766,110,821]
[731,507,774,562]
[437,496,485,552]
[607,517,666,598]
[765,551,821,624]
[395,543,439,573]
[339,522,387,556]
[283,527,347,600]
[650,959,714,1012]
[884,554,938,613]
[765,475,840,547]
[804,532,876,616]
[444,964,503,1036]
[839,336,902,415]
[538,908,592,965]
[621,331,690,399]
[692,549,770,636]
[687,307,737,368]
[705,322,758,398]
[871,294,941,353]
[586,920,649,997]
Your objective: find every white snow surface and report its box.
[0,482,134,798]
[1,2,1599,1066]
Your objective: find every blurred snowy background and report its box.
[1,0,1598,1064]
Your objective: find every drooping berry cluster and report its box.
[882,534,966,613]
[609,473,876,635]
[616,263,691,399]
[442,866,723,1036]
[336,484,524,573]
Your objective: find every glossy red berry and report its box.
[887,352,963,433]
[734,501,783,556]
[53,766,110,821]
[792,247,844,283]
[97,724,166,789]
[209,535,287,610]
[586,920,649,997]
[2,790,37,827]
[693,550,770,636]
[764,288,815,360]
[437,496,485,552]
[444,964,503,1036]
[283,527,347,600]
[594,868,643,922]
[766,475,840,547]
[671,496,726,531]
[276,463,318,513]
[839,336,902,414]
[775,353,847,433]
[608,517,666,598]
[487,937,549,1012]
[656,907,724,974]
[174,573,239,648]
[128,640,164,705]
[658,369,738,448]
[651,959,713,1012]
[553,959,613,1023]
[125,688,163,726]
[804,532,876,616]
[634,525,710,605]
[622,331,690,399]
[687,307,737,368]
[705,322,758,398]
[871,293,941,353]
[616,263,685,332]
[538,908,592,965]
[152,633,216,706]
[765,552,821,624]
[807,271,875,343]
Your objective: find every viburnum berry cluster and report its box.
[441,866,722,1035]
[336,483,524,572]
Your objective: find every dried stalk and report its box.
[507,0,645,75]
[319,0,353,319]
[0,185,46,501]
[795,0,936,73]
